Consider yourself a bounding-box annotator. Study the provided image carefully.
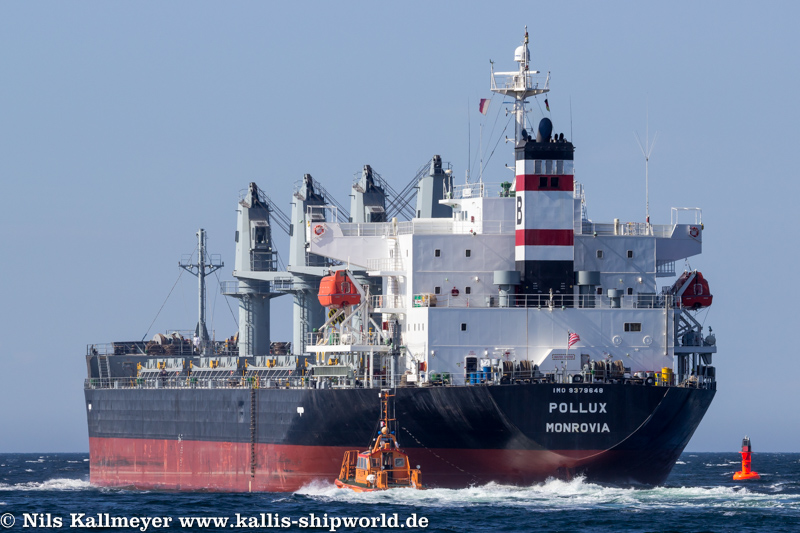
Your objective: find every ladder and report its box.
[249,388,257,480]
[98,355,111,380]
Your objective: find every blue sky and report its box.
[1,1,798,452]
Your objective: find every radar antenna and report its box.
[490,27,550,145]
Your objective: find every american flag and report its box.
[568,332,580,348]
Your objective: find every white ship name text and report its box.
[546,422,610,433]
[549,402,607,414]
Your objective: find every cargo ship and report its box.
[84,29,718,491]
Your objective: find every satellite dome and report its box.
[514,45,528,63]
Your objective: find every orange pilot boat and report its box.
[335,390,423,492]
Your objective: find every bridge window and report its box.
[550,177,559,188]
[627,288,633,295]
[539,176,548,188]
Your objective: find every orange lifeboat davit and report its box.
[318,270,361,308]
[670,270,713,309]
[733,436,760,481]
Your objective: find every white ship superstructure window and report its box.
[596,287,603,294]
[434,286,441,294]
[624,323,642,332]
[465,287,471,294]
[627,250,634,258]
[627,288,633,295]
[435,249,441,257]
[461,323,467,331]
[596,250,604,259]
[466,249,471,257]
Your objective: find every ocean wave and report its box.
[296,477,799,511]
[0,478,92,492]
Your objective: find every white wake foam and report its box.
[296,477,799,511]
[0,478,92,492]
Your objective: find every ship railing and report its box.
[491,69,549,94]
[83,372,308,390]
[371,294,405,309]
[83,369,716,391]
[671,207,702,225]
[367,257,404,272]
[87,339,240,358]
[250,250,278,272]
[656,260,677,277]
[219,280,240,295]
[411,293,668,310]
[576,221,675,237]
[87,342,149,356]
[449,180,585,201]
[339,222,394,237]
[305,330,387,347]
[396,219,514,236]
[449,182,510,199]
[335,219,514,237]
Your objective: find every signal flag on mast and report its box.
[545,98,550,112]
[479,98,490,115]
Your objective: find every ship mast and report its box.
[179,229,223,356]
[490,26,550,145]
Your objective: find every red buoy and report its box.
[733,436,760,481]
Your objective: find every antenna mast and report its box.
[635,110,658,233]
[490,26,550,146]
[179,229,223,355]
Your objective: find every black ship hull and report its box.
[85,382,714,491]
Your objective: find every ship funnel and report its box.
[536,118,553,143]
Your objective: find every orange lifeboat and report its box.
[335,390,423,492]
[670,270,712,309]
[733,436,760,481]
[318,270,361,308]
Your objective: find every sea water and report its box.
[1,453,798,532]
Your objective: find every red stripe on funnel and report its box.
[515,229,574,246]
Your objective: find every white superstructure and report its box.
[301,31,715,388]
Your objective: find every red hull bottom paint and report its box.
[90,437,610,491]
